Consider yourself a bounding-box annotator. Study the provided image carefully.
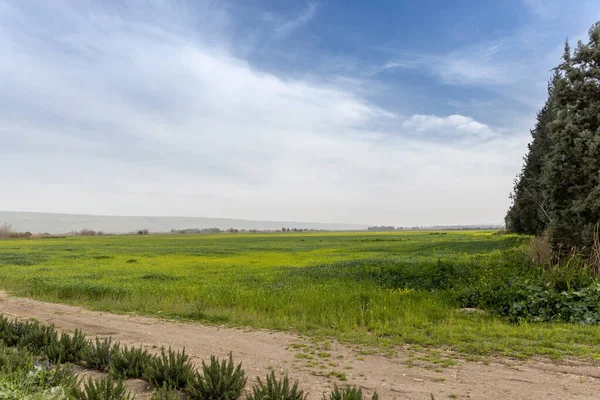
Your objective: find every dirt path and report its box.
[1,292,599,399]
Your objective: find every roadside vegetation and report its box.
[0,315,371,399]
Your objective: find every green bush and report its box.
[45,329,88,363]
[71,376,133,400]
[151,383,183,400]
[540,252,596,292]
[0,317,26,347]
[84,337,119,371]
[17,321,58,355]
[0,344,34,373]
[324,385,378,400]
[508,283,600,323]
[189,353,246,400]
[24,362,78,394]
[145,347,194,390]
[247,371,305,400]
[0,345,78,399]
[109,344,152,379]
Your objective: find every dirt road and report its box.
[1,292,599,399]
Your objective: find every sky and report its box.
[1,0,599,226]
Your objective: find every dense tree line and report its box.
[506,21,600,253]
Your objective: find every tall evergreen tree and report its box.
[505,75,558,235]
[542,23,600,252]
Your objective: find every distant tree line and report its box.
[0,223,32,239]
[367,226,397,232]
[72,229,105,236]
[281,228,315,232]
[171,228,223,234]
[506,21,600,254]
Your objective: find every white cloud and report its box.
[0,0,525,226]
[402,114,493,138]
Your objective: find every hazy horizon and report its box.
[2,1,599,226]
[0,210,503,234]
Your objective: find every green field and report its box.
[1,231,600,360]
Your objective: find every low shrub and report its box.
[145,347,194,390]
[0,315,17,346]
[0,317,29,347]
[151,383,183,400]
[24,362,78,394]
[508,283,600,324]
[84,337,119,371]
[189,353,246,400]
[17,320,58,355]
[324,385,378,400]
[247,371,305,400]
[109,344,152,379]
[0,344,34,373]
[72,376,133,400]
[45,329,88,363]
[0,345,78,399]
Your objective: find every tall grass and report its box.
[1,232,600,358]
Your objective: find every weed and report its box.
[84,337,119,371]
[45,329,87,364]
[17,320,58,355]
[145,347,194,390]
[189,353,247,400]
[110,345,152,379]
[323,385,378,400]
[0,344,34,373]
[72,376,133,400]
[247,371,306,400]
[151,383,183,400]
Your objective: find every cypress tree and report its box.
[542,24,600,252]
[505,75,559,235]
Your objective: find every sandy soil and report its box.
[1,292,599,399]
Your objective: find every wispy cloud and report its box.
[266,2,319,39]
[369,0,599,115]
[374,42,515,86]
[402,114,494,139]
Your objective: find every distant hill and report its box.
[0,211,367,234]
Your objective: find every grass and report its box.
[1,231,600,359]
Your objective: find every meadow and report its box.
[1,231,600,360]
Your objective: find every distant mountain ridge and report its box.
[0,211,367,234]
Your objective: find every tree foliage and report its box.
[507,21,600,253]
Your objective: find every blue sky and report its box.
[1,0,599,225]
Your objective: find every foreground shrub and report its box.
[508,283,600,324]
[247,371,305,400]
[540,250,596,292]
[145,347,194,390]
[109,344,151,379]
[0,344,34,373]
[324,385,378,400]
[72,376,133,400]
[45,329,87,363]
[189,353,246,400]
[0,317,27,347]
[17,321,58,355]
[0,346,78,399]
[84,337,118,371]
[151,383,183,400]
[24,362,79,394]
